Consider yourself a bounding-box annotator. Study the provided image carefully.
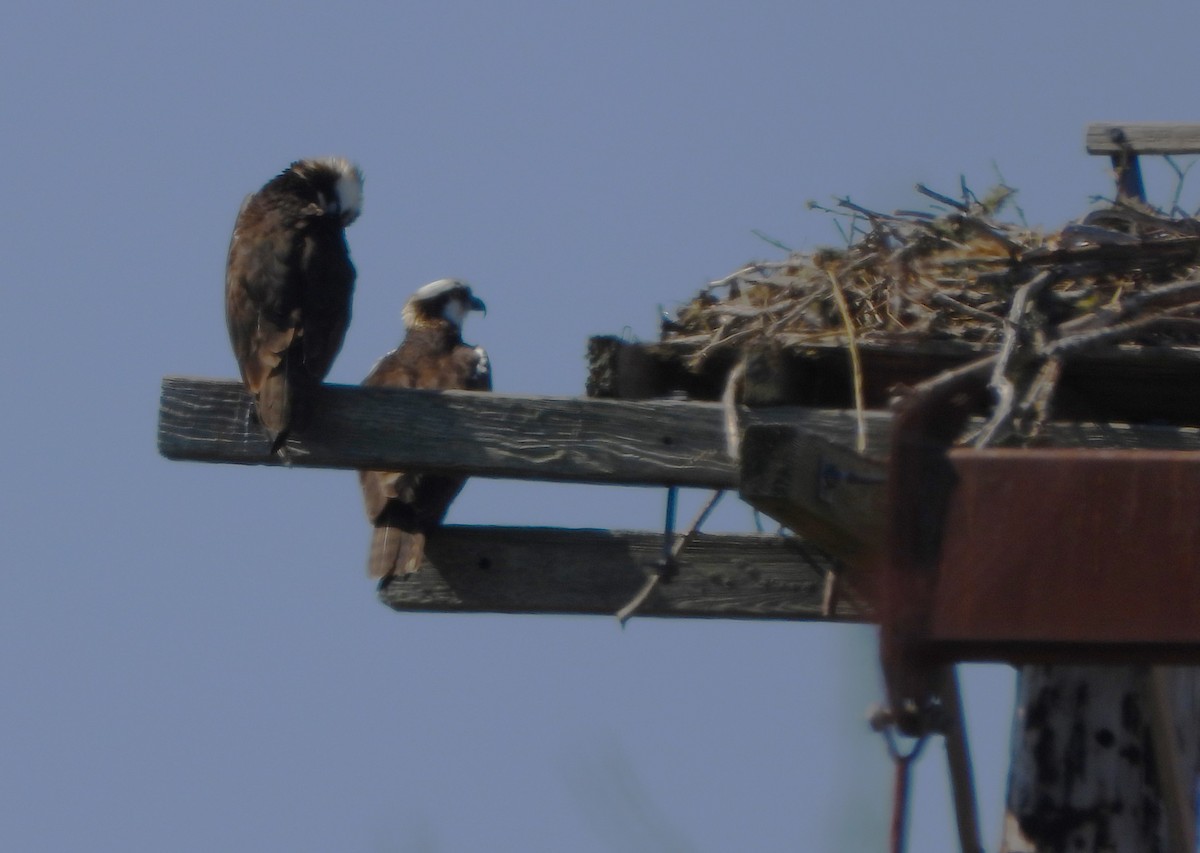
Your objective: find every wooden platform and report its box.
[159,376,1200,640]
[586,335,1200,424]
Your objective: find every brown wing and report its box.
[297,222,355,383]
[225,193,308,444]
[225,195,354,446]
[359,337,490,580]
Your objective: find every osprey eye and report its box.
[315,191,340,216]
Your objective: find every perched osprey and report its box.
[225,157,364,451]
[359,279,490,583]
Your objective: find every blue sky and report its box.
[5,2,1200,850]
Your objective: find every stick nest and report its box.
[662,184,1200,443]
[665,187,1200,356]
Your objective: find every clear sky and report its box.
[4,2,1199,850]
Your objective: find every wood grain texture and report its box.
[585,335,1200,425]
[158,375,1200,489]
[378,525,867,621]
[739,423,888,574]
[159,376,737,486]
[157,376,892,486]
[1086,122,1200,155]
[1002,666,1200,853]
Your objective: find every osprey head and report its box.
[402,279,487,330]
[288,156,364,226]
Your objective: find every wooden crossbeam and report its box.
[1085,122,1200,204]
[382,525,867,621]
[157,376,874,487]
[587,336,1200,426]
[159,376,738,486]
[739,423,887,574]
[1085,122,1200,155]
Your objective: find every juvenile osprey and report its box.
[359,279,490,583]
[225,157,364,451]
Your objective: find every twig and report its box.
[929,291,1005,325]
[837,196,896,221]
[916,182,969,212]
[1013,356,1063,439]
[821,568,842,617]
[959,175,977,209]
[947,213,1026,254]
[1064,276,1200,332]
[827,269,868,454]
[973,270,1058,448]
[706,264,761,291]
[722,359,747,463]
[751,229,794,253]
[1048,300,1200,357]
[991,161,1027,225]
[615,490,726,625]
[1164,154,1196,217]
[671,490,726,558]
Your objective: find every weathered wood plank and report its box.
[160,376,1200,484]
[586,334,978,411]
[1086,122,1200,155]
[739,423,888,575]
[156,376,889,486]
[736,416,1200,586]
[159,376,1200,598]
[1003,666,1200,852]
[379,525,867,621]
[586,336,1200,424]
[158,377,739,487]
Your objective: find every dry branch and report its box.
[657,183,1200,439]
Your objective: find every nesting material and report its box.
[670,188,1200,353]
[660,186,1200,441]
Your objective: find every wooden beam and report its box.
[738,422,888,574]
[157,376,881,487]
[159,376,1200,619]
[159,376,739,487]
[586,334,977,411]
[585,336,1200,425]
[379,525,868,621]
[1086,122,1200,155]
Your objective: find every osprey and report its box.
[225,157,364,451]
[359,279,490,583]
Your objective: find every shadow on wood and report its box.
[379,526,868,622]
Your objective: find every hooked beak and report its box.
[468,294,487,316]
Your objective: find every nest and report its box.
[662,184,1200,443]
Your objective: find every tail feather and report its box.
[255,365,320,453]
[255,370,292,448]
[369,525,426,580]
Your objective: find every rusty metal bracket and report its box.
[880,354,1200,730]
[878,360,991,734]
